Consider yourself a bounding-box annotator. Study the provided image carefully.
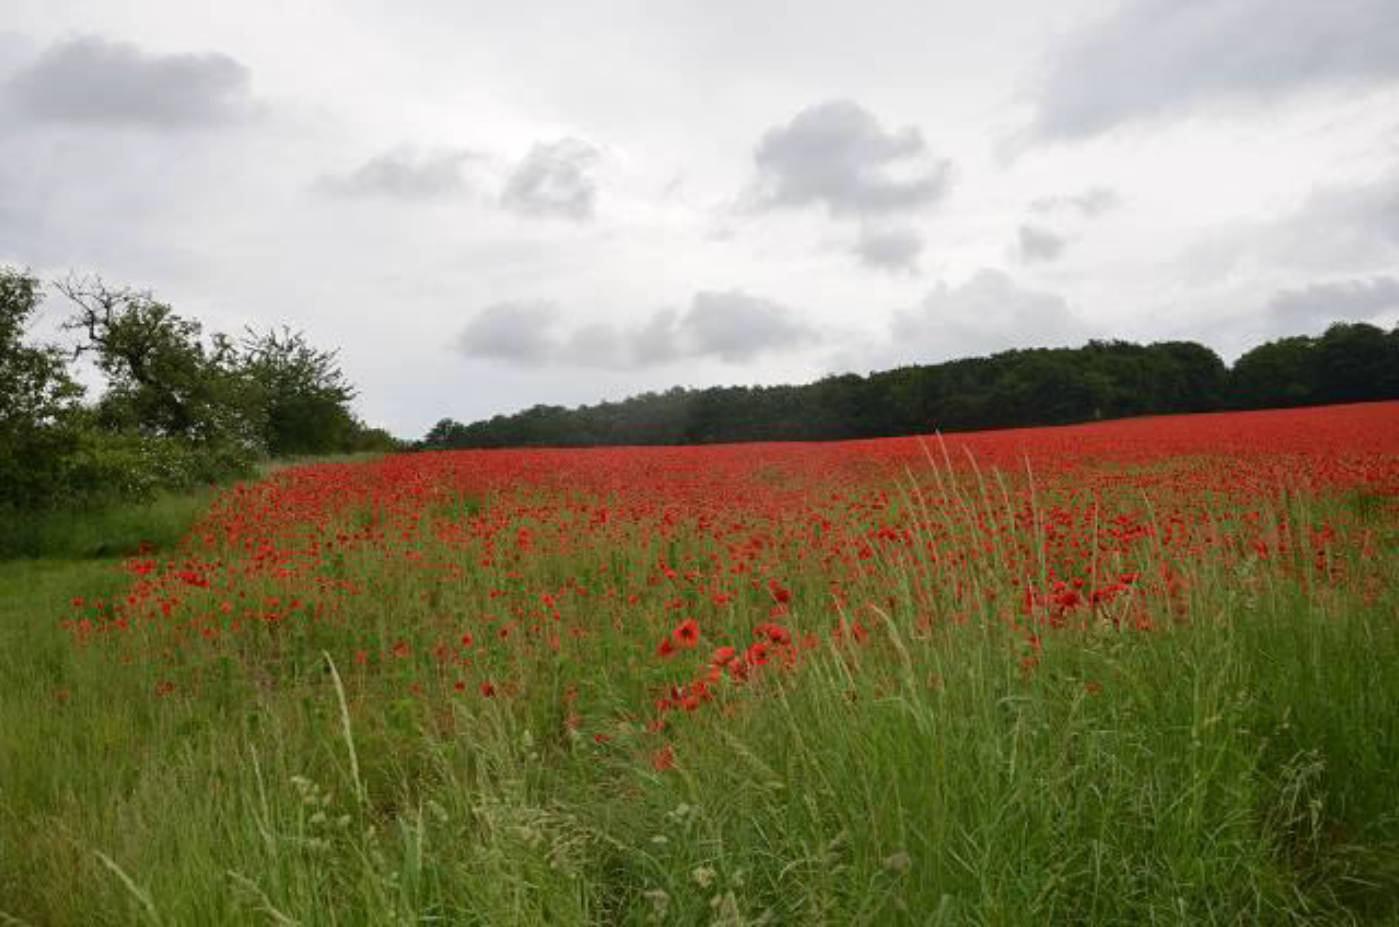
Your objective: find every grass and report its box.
[1,451,1397,924]
[0,453,383,561]
[0,490,222,561]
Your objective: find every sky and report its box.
[2,0,1398,438]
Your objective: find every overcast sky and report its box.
[3,0,1398,437]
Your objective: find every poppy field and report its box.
[4,402,1399,924]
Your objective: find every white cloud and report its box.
[834,269,1086,371]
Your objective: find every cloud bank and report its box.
[1032,0,1399,139]
[457,290,819,368]
[1266,275,1399,332]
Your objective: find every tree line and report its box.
[1,267,396,512]
[422,322,1399,449]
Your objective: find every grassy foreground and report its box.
[2,416,1399,924]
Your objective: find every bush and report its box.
[58,428,256,503]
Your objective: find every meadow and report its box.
[3,402,1399,925]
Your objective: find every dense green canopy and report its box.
[423,325,1399,449]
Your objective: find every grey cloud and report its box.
[884,269,1085,365]
[1267,276,1399,332]
[1017,224,1066,263]
[6,35,251,128]
[457,301,561,365]
[501,138,600,220]
[751,100,950,218]
[1030,187,1121,217]
[681,290,819,362]
[456,290,818,368]
[317,148,478,200]
[1033,0,1399,139]
[630,309,684,366]
[853,223,923,272]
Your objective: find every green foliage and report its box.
[58,276,258,449]
[1313,321,1399,404]
[341,423,402,454]
[424,325,1399,450]
[422,339,1239,448]
[1232,322,1399,409]
[53,277,379,465]
[1232,335,1321,408]
[238,326,358,456]
[0,266,388,517]
[0,268,86,509]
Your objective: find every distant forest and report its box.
[422,321,1399,448]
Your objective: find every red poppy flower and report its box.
[711,645,737,666]
[673,618,700,648]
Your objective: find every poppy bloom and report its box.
[673,618,700,648]
[711,645,737,666]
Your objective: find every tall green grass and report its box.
[1,469,1396,923]
[0,453,381,560]
[0,490,220,560]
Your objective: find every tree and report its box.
[1,269,82,429]
[238,327,357,455]
[57,276,255,448]
[1230,336,1317,409]
[0,268,84,507]
[423,418,467,449]
[1313,322,1398,404]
